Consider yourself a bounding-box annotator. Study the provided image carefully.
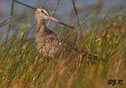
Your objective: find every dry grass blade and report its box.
[47,0,60,26]
[71,0,80,26]
[0,19,8,26]
[0,17,24,28]
[14,0,36,10]
[4,0,14,45]
[0,0,125,88]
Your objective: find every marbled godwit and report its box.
[35,7,97,63]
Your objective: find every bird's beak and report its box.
[47,16,74,29]
[47,16,60,23]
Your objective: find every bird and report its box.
[35,7,97,63]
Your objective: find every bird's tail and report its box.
[82,51,98,64]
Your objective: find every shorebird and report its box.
[35,7,97,63]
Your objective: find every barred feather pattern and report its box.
[35,7,97,63]
[35,26,97,63]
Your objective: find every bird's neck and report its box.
[36,19,46,33]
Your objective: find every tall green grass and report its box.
[0,12,126,88]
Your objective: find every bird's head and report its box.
[35,7,60,22]
[35,7,74,29]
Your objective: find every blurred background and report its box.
[0,0,125,33]
[0,0,126,88]
[0,0,125,19]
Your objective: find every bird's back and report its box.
[35,28,97,63]
[35,7,97,63]
[36,28,81,56]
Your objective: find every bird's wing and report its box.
[46,30,82,53]
[45,30,97,63]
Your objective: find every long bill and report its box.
[15,0,74,29]
[47,16,74,29]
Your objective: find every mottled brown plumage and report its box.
[35,7,97,63]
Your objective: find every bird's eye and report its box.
[41,10,44,13]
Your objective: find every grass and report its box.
[0,10,126,88]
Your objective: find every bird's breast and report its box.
[35,32,63,58]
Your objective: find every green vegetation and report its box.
[0,8,126,88]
